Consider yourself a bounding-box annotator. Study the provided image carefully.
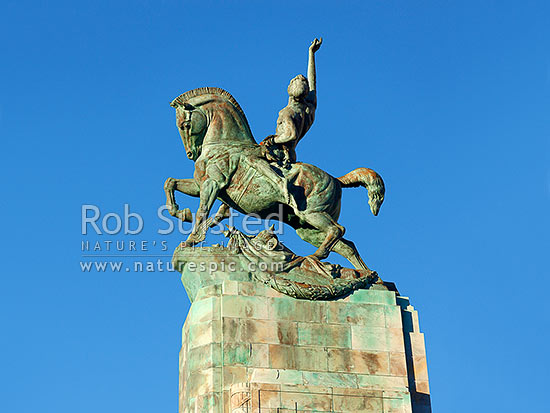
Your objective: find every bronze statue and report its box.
[164,38,385,272]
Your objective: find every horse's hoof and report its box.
[176,208,192,222]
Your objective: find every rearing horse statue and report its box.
[164,87,384,271]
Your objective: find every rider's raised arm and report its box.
[307,37,322,99]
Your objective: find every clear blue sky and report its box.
[1,1,548,412]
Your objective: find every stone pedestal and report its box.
[177,264,431,412]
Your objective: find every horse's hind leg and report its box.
[295,227,325,250]
[296,227,371,271]
[332,238,371,271]
[296,212,345,260]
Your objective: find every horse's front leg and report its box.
[183,178,221,247]
[207,203,231,229]
[163,177,199,222]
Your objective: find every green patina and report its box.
[173,227,385,301]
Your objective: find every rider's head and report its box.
[287,75,309,101]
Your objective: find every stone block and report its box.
[294,346,329,372]
[222,343,251,367]
[298,322,351,348]
[382,391,412,413]
[187,343,222,372]
[410,310,420,332]
[223,342,269,367]
[179,344,187,373]
[389,352,408,377]
[387,327,406,352]
[351,326,388,351]
[409,332,427,355]
[333,391,384,412]
[194,284,222,302]
[302,371,358,388]
[223,366,248,390]
[266,298,327,323]
[266,297,296,321]
[222,280,239,296]
[351,326,406,353]
[249,368,303,385]
[221,295,269,320]
[250,343,270,368]
[188,320,221,349]
[186,367,222,396]
[220,343,271,369]
[238,281,269,297]
[268,344,296,370]
[346,289,397,305]
[193,392,221,413]
[327,302,385,327]
[249,383,281,412]
[328,349,390,375]
[412,354,429,381]
[188,296,220,323]
[385,305,403,328]
[280,388,333,411]
[279,383,332,395]
[415,380,430,394]
[357,374,408,390]
[222,318,298,345]
[335,387,383,398]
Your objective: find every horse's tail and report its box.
[337,168,385,216]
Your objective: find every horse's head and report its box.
[171,87,256,161]
[174,103,207,161]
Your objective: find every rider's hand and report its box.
[309,37,323,53]
[260,142,278,163]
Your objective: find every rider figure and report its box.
[255,37,322,208]
[262,37,322,167]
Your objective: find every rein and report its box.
[202,142,258,149]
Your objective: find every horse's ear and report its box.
[183,103,195,111]
[268,224,275,233]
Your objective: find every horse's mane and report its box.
[170,87,252,134]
